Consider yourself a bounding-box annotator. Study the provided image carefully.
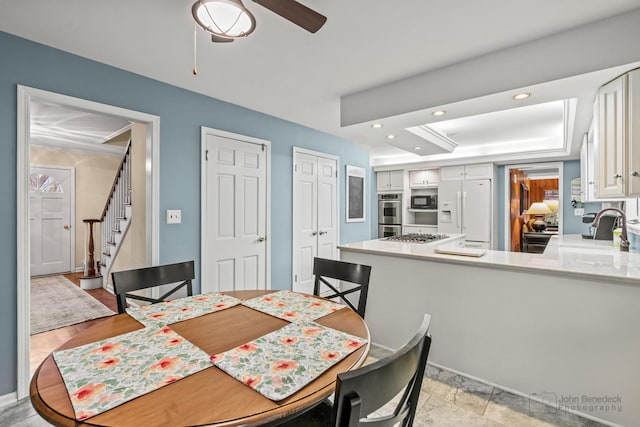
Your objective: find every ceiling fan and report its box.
[192,0,327,43]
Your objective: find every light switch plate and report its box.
[574,208,585,216]
[167,209,182,224]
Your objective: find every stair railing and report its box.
[99,140,132,275]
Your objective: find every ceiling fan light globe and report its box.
[193,0,256,38]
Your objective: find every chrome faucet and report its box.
[592,208,629,252]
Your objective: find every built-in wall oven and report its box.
[378,224,402,238]
[378,193,402,237]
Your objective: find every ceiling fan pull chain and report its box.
[193,23,198,75]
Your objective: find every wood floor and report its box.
[29,272,118,375]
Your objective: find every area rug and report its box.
[31,275,115,335]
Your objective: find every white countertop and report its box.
[338,234,640,285]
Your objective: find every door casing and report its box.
[16,85,160,400]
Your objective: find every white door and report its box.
[30,166,73,276]
[293,150,338,295]
[204,133,268,292]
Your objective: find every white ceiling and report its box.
[3,0,640,164]
[30,101,130,156]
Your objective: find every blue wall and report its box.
[0,32,372,396]
[562,160,602,235]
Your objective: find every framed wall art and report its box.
[346,165,365,222]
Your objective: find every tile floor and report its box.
[1,346,607,427]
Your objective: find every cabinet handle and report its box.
[311,231,318,236]
[614,174,622,179]
[257,236,266,242]
[318,230,327,235]
[632,171,639,177]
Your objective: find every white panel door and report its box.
[293,150,338,295]
[30,167,72,276]
[206,135,267,292]
[316,157,337,260]
[293,153,318,294]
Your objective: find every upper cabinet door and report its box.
[628,69,640,196]
[464,163,493,180]
[388,170,404,190]
[597,74,626,198]
[377,170,405,191]
[440,166,465,181]
[440,164,492,181]
[376,171,391,191]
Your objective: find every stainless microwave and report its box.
[411,195,437,209]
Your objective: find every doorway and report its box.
[16,86,160,399]
[503,162,564,252]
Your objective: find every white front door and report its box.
[30,166,73,276]
[293,149,338,295]
[203,132,269,292]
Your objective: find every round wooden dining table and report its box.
[30,290,370,426]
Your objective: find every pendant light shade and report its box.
[192,0,256,39]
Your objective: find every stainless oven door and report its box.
[378,224,401,238]
[378,200,402,224]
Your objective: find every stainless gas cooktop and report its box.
[385,233,449,244]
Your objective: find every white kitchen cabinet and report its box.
[376,170,404,192]
[596,69,640,198]
[580,130,597,202]
[440,163,493,181]
[403,224,437,234]
[409,169,440,188]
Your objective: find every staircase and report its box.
[98,140,133,289]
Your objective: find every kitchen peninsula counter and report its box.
[339,234,640,426]
[339,234,640,286]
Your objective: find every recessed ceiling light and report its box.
[386,134,396,140]
[513,92,531,100]
[432,110,446,116]
[371,123,383,129]
[413,146,422,150]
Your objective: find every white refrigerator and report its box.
[438,179,491,247]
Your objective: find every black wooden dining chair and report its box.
[111,260,195,314]
[313,257,372,318]
[277,313,432,427]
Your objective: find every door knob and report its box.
[63,225,70,230]
[632,171,639,177]
[257,236,266,242]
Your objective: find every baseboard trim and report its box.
[0,392,17,409]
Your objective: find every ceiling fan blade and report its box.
[252,0,327,33]
[211,34,234,43]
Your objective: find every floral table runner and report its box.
[53,326,212,421]
[126,292,241,327]
[241,290,345,322]
[211,320,367,400]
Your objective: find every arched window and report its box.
[30,173,64,193]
